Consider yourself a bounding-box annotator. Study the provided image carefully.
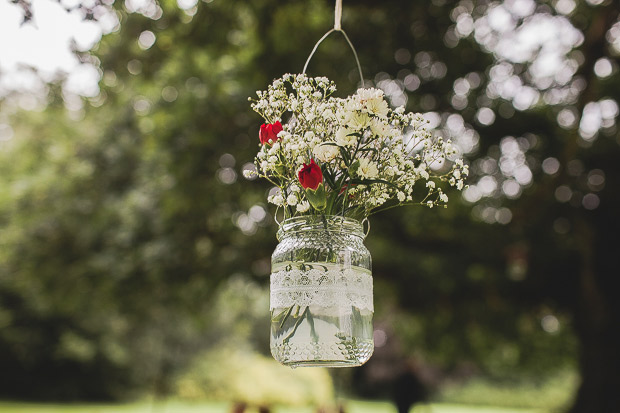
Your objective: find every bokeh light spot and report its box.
[541,315,560,334]
[582,193,600,210]
[133,97,151,115]
[161,86,178,102]
[394,48,411,65]
[138,30,156,50]
[248,205,267,223]
[219,153,236,168]
[594,58,613,78]
[403,74,420,92]
[373,329,388,348]
[555,0,576,15]
[555,186,572,203]
[557,108,577,129]
[476,107,496,125]
[502,180,521,198]
[177,0,198,10]
[542,157,560,175]
[127,59,142,75]
[218,168,237,185]
[495,208,512,224]
[587,169,605,190]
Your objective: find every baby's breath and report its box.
[248,74,468,219]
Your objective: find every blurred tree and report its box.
[0,0,275,399]
[0,0,619,411]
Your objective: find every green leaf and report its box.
[306,183,327,211]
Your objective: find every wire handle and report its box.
[302,0,365,88]
[274,205,282,227]
[362,217,370,238]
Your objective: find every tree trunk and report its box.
[570,322,620,412]
[569,214,620,412]
[570,278,620,412]
[562,4,620,411]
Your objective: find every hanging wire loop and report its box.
[302,0,365,88]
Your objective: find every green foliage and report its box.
[0,1,278,399]
[174,346,333,405]
[439,369,578,411]
[368,207,579,380]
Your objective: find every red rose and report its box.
[339,183,357,199]
[259,121,283,145]
[298,159,323,190]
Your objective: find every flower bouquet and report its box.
[247,73,468,367]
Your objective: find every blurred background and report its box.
[0,0,619,412]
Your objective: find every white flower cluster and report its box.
[249,74,468,219]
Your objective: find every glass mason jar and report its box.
[270,215,374,368]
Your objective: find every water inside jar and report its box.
[270,262,374,368]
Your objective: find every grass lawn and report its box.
[0,400,549,413]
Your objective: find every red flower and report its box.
[259,121,283,145]
[298,159,323,190]
[339,183,357,199]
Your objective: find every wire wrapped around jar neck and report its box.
[276,215,366,241]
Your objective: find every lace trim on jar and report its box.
[270,267,373,312]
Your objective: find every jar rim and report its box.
[276,215,366,241]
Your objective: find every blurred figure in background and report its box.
[231,402,247,413]
[393,360,428,413]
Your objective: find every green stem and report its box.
[278,305,296,329]
[368,200,425,216]
[306,307,319,344]
[282,306,309,344]
[321,213,328,230]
